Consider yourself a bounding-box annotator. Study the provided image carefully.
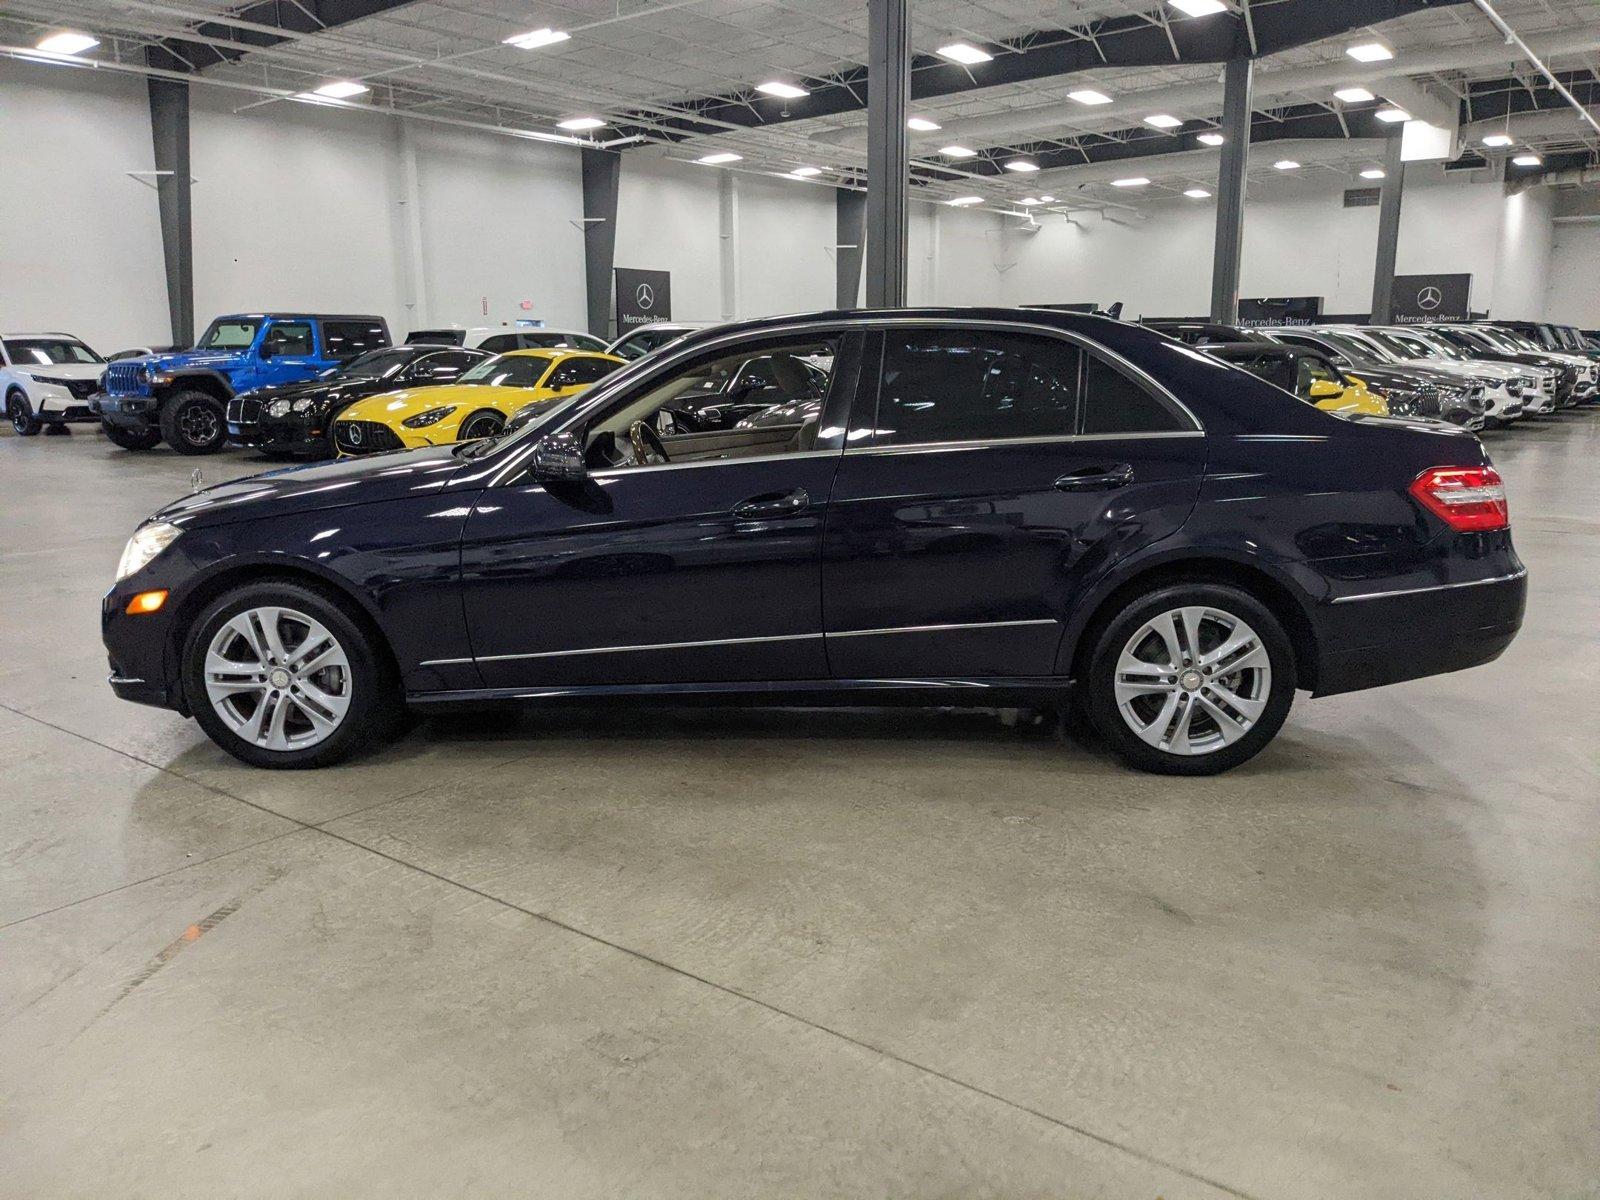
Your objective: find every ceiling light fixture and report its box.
[1274,159,1301,170]
[556,116,606,131]
[1184,187,1212,198]
[1482,133,1514,148]
[1512,153,1542,167]
[1360,167,1386,179]
[1333,86,1376,103]
[1068,89,1113,106]
[1169,0,1229,15]
[503,27,570,49]
[1145,113,1183,129]
[1111,176,1151,187]
[1346,42,1394,63]
[696,151,742,165]
[1375,106,1411,123]
[1020,197,1043,206]
[789,166,822,177]
[756,81,809,99]
[312,80,368,99]
[936,42,992,65]
[939,144,977,158]
[907,116,942,131]
[35,31,99,55]
[1004,159,1040,172]
[1038,194,1056,203]
[947,195,984,206]
[1197,132,1225,146]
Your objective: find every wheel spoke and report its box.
[1205,680,1266,724]
[261,693,293,749]
[1178,607,1208,664]
[1165,693,1199,753]
[289,635,336,673]
[1195,693,1251,745]
[252,608,291,665]
[1148,612,1183,669]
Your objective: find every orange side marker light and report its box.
[127,589,169,615]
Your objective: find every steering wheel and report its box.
[628,419,670,465]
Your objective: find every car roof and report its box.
[1,331,86,339]
[212,313,385,322]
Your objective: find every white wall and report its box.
[1545,220,1600,328]
[1489,185,1555,320]
[0,59,170,352]
[614,156,724,323]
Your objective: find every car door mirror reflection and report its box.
[529,431,587,482]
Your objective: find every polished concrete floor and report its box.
[2,415,1597,1199]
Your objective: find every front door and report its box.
[822,327,1205,679]
[457,330,861,690]
[253,319,323,390]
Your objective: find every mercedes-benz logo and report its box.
[349,425,363,444]
[1417,285,1443,311]
[635,282,655,311]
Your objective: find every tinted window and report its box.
[342,348,419,379]
[263,321,314,356]
[406,329,466,346]
[1081,353,1186,434]
[459,354,549,388]
[479,334,520,353]
[408,350,482,382]
[874,331,1081,445]
[566,356,620,384]
[322,320,386,358]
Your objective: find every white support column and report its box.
[719,169,740,322]
[396,118,429,329]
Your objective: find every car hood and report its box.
[14,362,106,380]
[1391,357,1520,381]
[135,349,249,372]
[336,383,539,423]
[249,375,379,405]
[149,444,467,530]
[1343,363,1464,391]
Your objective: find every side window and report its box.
[322,320,386,359]
[545,362,582,389]
[264,321,314,357]
[412,351,480,381]
[568,357,619,385]
[479,334,519,353]
[873,330,1081,446]
[1081,352,1188,435]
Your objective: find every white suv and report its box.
[403,326,609,353]
[1,332,107,436]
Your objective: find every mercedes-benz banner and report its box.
[1391,273,1472,324]
[615,268,672,332]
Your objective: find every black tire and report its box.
[458,409,505,441]
[1079,582,1296,776]
[7,390,41,436]
[159,389,229,455]
[181,581,405,769]
[101,420,163,450]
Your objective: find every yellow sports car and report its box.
[331,348,624,455]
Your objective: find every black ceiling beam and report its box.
[147,0,420,73]
[1464,68,1600,122]
[616,0,1471,142]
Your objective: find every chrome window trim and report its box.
[840,430,1203,457]
[1329,569,1526,605]
[485,316,1203,487]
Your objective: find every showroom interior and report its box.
[2,0,1599,1195]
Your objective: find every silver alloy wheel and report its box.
[1113,605,1271,756]
[203,606,353,752]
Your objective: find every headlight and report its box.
[292,396,318,414]
[32,375,72,389]
[116,522,182,583]
[265,398,292,418]
[135,366,150,383]
[401,406,457,428]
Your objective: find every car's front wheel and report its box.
[182,582,404,768]
[100,420,163,450]
[458,409,505,441]
[7,390,41,436]
[1081,583,1295,775]
[160,389,228,455]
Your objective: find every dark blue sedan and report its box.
[103,308,1526,774]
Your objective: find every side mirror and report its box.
[529,431,587,483]
[1308,380,1343,399]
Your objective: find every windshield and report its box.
[1471,327,1526,353]
[1498,330,1543,353]
[1325,331,1396,363]
[3,337,102,365]
[1400,331,1470,361]
[1360,330,1430,360]
[341,348,418,379]
[457,354,550,388]
[197,319,261,350]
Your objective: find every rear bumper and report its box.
[1311,568,1527,697]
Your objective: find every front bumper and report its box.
[31,386,101,422]
[225,414,331,454]
[91,393,159,429]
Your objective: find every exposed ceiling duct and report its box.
[1023,136,1385,189]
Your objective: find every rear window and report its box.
[1080,354,1189,435]
[323,320,387,359]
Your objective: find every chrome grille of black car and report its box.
[228,398,261,423]
[334,420,403,453]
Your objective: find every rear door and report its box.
[821,325,1205,680]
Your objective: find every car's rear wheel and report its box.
[1081,583,1295,775]
[160,389,228,455]
[182,582,404,768]
[7,390,41,436]
[100,420,162,450]
[458,409,505,441]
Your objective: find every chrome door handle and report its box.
[732,488,810,519]
[1054,464,1135,492]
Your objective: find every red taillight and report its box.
[1408,465,1509,532]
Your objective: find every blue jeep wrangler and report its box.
[95,313,390,454]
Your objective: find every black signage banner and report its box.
[1391,273,1472,324]
[614,268,672,332]
[1238,296,1323,327]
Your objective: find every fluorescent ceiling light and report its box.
[696,151,742,165]
[1145,113,1183,129]
[504,27,570,49]
[1273,159,1301,170]
[1346,42,1394,63]
[1111,176,1150,187]
[907,116,942,131]
[936,42,992,65]
[556,116,606,131]
[1068,89,1113,106]
[1197,132,1225,146]
[1333,86,1376,103]
[939,144,977,158]
[1038,194,1055,202]
[1184,187,1213,198]
[36,31,99,55]
[756,81,808,99]
[1482,133,1514,148]
[789,166,822,177]
[312,80,368,99]
[1512,153,1542,166]
[1004,159,1040,172]
[1375,106,1410,123]
[1169,0,1229,14]
[1020,197,1043,206]
[947,195,984,206]
[1360,167,1386,179]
